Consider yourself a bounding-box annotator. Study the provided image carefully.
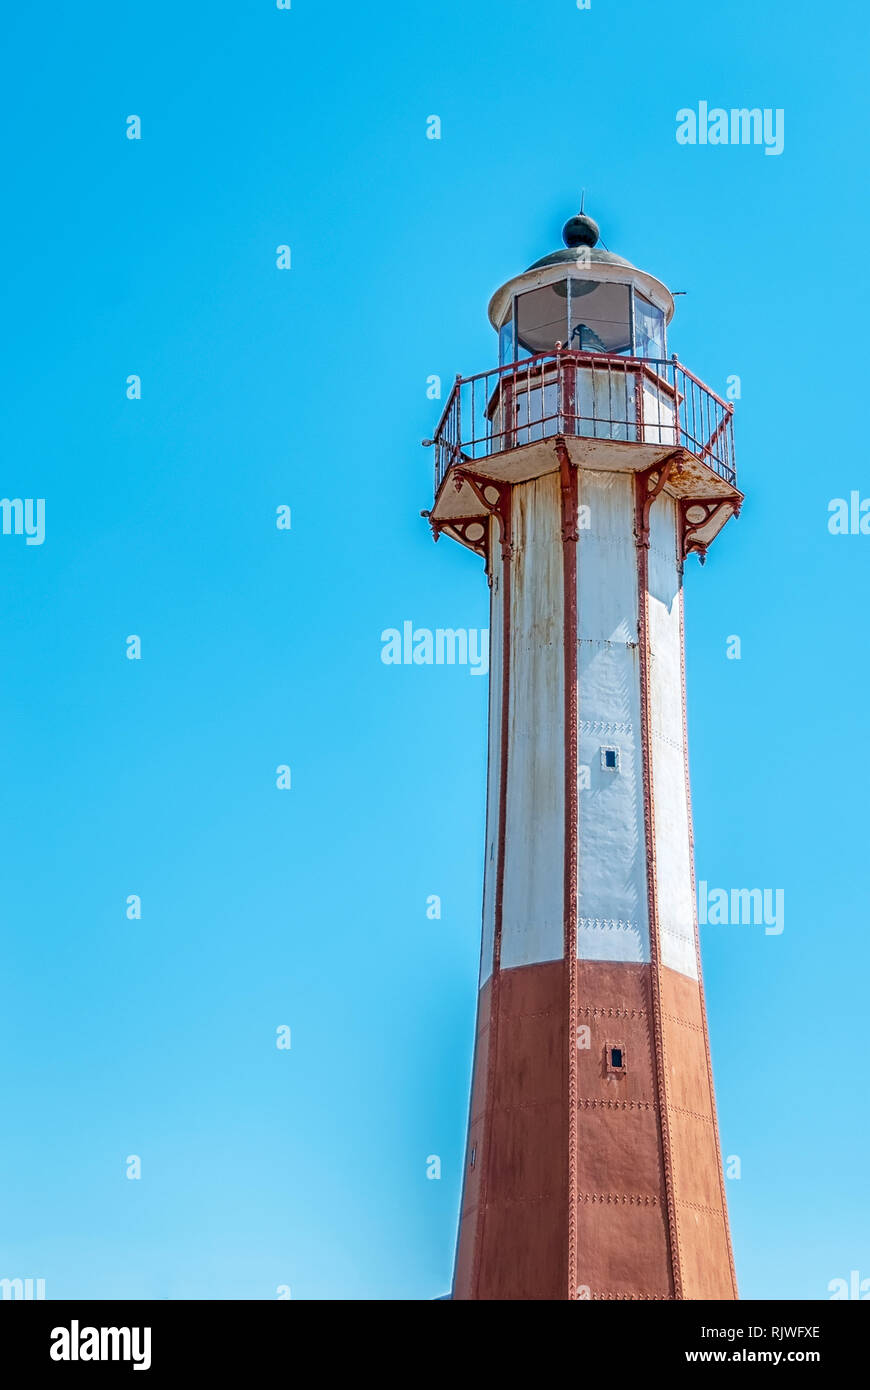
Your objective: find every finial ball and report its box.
[562,212,600,249]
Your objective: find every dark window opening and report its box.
[610,1047,623,1069]
[604,749,618,769]
[516,283,570,357]
[568,279,632,355]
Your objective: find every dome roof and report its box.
[526,245,634,272]
[526,208,634,272]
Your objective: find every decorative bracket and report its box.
[428,513,488,558]
[634,451,683,549]
[453,469,513,561]
[680,496,739,565]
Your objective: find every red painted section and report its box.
[453,958,735,1300]
[659,966,737,1299]
[575,959,673,1299]
[454,961,567,1300]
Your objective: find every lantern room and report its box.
[425,208,742,563]
[493,212,670,365]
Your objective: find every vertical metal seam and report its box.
[557,440,579,1300]
[470,496,512,1299]
[635,469,683,1300]
[450,522,495,1297]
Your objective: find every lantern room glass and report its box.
[515,283,569,358]
[567,280,631,354]
[499,279,667,366]
[634,293,666,359]
[498,309,515,368]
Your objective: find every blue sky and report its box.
[0,0,867,1300]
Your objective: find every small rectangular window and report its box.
[601,746,620,772]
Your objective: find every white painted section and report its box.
[641,378,677,446]
[479,523,503,985]
[511,375,560,446]
[480,467,697,978]
[648,495,698,980]
[576,470,650,964]
[500,473,565,968]
[575,367,637,443]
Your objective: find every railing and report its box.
[430,350,736,491]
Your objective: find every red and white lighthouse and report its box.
[427,210,740,1301]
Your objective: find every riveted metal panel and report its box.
[479,525,503,985]
[647,495,698,980]
[500,473,565,969]
[576,469,650,963]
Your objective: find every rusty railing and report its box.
[431,350,736,492]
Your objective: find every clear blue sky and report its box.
[0,0,867,1300]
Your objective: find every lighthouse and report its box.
[426,209,741,1301]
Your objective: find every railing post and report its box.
[454,373,462,459]
[671,353,682,449]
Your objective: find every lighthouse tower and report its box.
[426,210,741,1301]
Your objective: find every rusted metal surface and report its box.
[431,350,736,492]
